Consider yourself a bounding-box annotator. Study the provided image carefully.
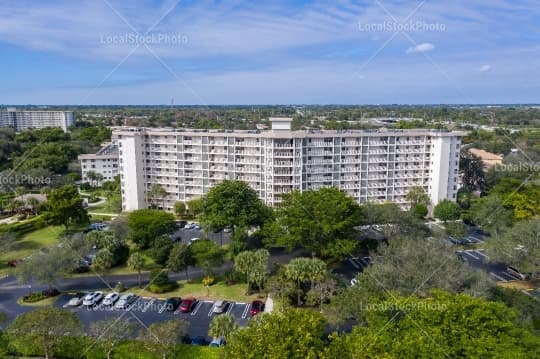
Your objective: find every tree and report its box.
[266,271,296,312]
[90,318,136,359]
[7,308,82,359]
[190,239,224,276]
[150,235,174,266]
[225,309,326,359]
[167,243,195,279]
[234,249,270,293]
[14,235,90,290]
[93,249,115,273]
[202,180,270,233]
[359,237,491,299]
[109,215,129,242]
[127,209,176,248]
[147,184,167,209]
[471,195,513,237]
[40,185,88,232]
[127,252,145,287]
[446,221,468,239]
[433,199,461,223]
[326,291,540,358]
[173,201,186,218]
[139,320,189,359]
[209,314,238,341]
[272,187,361,259]
[284,257,327,306]
[460,152,486,192]
[86,170,97,186]
[187,197,204,219]
[411,203,428,218]
[485,218,540,277]
[406,186,430,207]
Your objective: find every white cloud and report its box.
[407,43,435,54]
[478,64,491,72]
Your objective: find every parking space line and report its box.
[190,300,204,316]
[142,298,156,313]
[348,258,360,270]
[464,250,480,260]
[473,250,488,259]
[226,302,235,315]
[208,302,216,317]
[489,272,507,282]
[241,303,250,319]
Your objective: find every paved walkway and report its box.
[265,296,274,313]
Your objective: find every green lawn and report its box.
[0,225,65,276]
[131,278,261,303]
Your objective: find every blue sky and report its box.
[0,0,539,105]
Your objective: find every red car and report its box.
[249,300,264,316]
[179,298,197,313]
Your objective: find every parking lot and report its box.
[457,249,520,282]
[56,293,252,340]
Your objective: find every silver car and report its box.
[213,300,229,314]
[115,293,138,309]
[82,291,104,306]
[102,292,120,306]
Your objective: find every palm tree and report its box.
[208,314,238,341]
[127,252,145,287]
[147,184,167,209]
[284,258,312,306]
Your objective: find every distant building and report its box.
[113,118,464,212]
[78,142,119,186]
[0,108,74,132]
[468,148,503,170]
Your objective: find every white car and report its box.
[188,237,200,246]
[63,296,83,308]
[115,293,138,309]
[82,291,104,306]
[102,292,120,306]
[213,300,229,314]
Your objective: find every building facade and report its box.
[79,142,119,186]
[0,108,74,132]
[114,119,463,211]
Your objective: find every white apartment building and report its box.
[79,143,119,186]
[114,118,463,211]
[0,108,74,132]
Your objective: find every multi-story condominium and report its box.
[78,142,119,186]
[114,118,463,212]
[0,108,74,132]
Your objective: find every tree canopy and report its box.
[270,187,361,259]
[40,185,88,231]
[127,209,176,248]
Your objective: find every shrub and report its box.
[22,292,47,303]
[148,269,178,293]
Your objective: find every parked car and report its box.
[102,292,120,306]
[350,278,358,287]
[506,266,529,280]
[82,291,104,306]
[249,300,264,316]
[176,221,187,228]
[115,293,139,309]
[188,238,200,245]
[223,227,232,233]
[209,337,225,347]
[192,224,201,231]
[191,336,207,346]
[165,297,181,312]
[63,295,84,308]
[179,298,197,313]
[184,223,194,230]
[213,300,229,314]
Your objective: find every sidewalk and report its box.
[264,296,274,313]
